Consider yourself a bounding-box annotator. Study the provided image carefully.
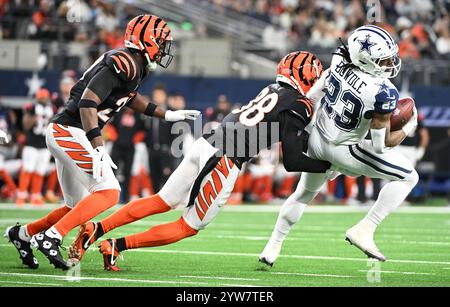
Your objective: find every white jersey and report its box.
[315,53,399,145]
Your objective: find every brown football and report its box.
[390,97,415,131]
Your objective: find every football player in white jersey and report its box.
[260,25,419,265]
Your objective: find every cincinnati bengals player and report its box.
[4,14,200,270]
[68,51,332,271]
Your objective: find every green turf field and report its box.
[0,204,449,287]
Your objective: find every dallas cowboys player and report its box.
[260,25,419,265]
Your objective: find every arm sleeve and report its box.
[86,67,122,102]
[280,111,331,173]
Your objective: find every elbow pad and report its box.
[371,128,387,153]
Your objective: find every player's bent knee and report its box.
[405,169,419,188]
[293,189,318,204]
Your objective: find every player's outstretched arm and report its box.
[129,93,201,122]
[370,107,418,153]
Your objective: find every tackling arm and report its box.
[128,92,201,122]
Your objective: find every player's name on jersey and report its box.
[334,60,368,95]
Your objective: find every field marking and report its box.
[131,249,450,266]
[270,272,355,278]
[179,275,260,281]
[1,204,449,214]
[357,270,436,276]
[0,280,62,286]
[200,234,450,247]
[0,272,268,287]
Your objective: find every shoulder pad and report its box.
[374,82,399,114]
[105,49,140,82]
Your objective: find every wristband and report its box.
[86,127,101,141]
[79,99,98,109]
[144,103,157,116]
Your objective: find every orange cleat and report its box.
[45,190,60,203]
[31,194,44,205]
[68,222,97,261]
[98,239,121,271]
[15,197,26,206]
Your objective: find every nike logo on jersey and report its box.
[113,64,121,74]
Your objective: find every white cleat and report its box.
[345,224,386,262]
[259,241,282,267]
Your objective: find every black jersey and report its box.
[52,48,145,129]
[24,102,54,148]
[204,83,331,172]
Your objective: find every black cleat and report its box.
[30,231,70,270]
[4,224,39,269]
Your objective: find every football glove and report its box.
[402,106,418,136]
[0,130,9,144]
[92,146,117,182]
[165,110,201,122]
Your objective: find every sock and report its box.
[100,194,170,234]
[45,226,63,241]
[46,169,58,193]
[53,189,119,237]
[364,173,418,228]
[18,170,32,197]
[270,196,307,244]
[129,175,139,197]
[0,169,17,190]
[31,173,44,195]
[26,205,71,236]
[18,226,31,242]
[124,217,198,250]
[140,170,154,194]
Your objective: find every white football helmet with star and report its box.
[348,25,401,79]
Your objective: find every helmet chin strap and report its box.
[143,52,157,72]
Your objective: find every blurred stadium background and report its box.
[0,0,449,206]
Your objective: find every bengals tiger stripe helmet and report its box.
[276,51,323,95]
[124,14,174,71]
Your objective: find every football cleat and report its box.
[4,224,39,269]
[259,241,282,268]
[68,222,98,262]
[98,239,121,271]
[345,224,386,262]
[30,231,70,270]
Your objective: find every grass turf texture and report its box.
[0,204,449,287]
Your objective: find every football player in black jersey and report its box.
[68,51,333,271]
[5,15,200,270]
[16,88,54,206]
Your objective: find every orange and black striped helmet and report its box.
[276,51,323,95]
[124,14,173,69]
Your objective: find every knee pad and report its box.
[405,169,419,188]
[292,188,318,204]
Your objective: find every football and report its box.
[390,97,415,131]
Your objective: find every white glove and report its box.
[165,110,201,122]
[92,146,117,182]
[402,106,418,136]
[416,147,425,161]
[0,130,9,144]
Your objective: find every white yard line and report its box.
[357,270,436,276]
[270,272,355,278]
[130,249,450,266]
[179,275,260,281]
[0,272,267,287]
[0,280,62,286]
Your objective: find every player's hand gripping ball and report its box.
[390,97,415,131]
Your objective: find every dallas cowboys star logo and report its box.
[376,81,390,95]
[358,34,376,55]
